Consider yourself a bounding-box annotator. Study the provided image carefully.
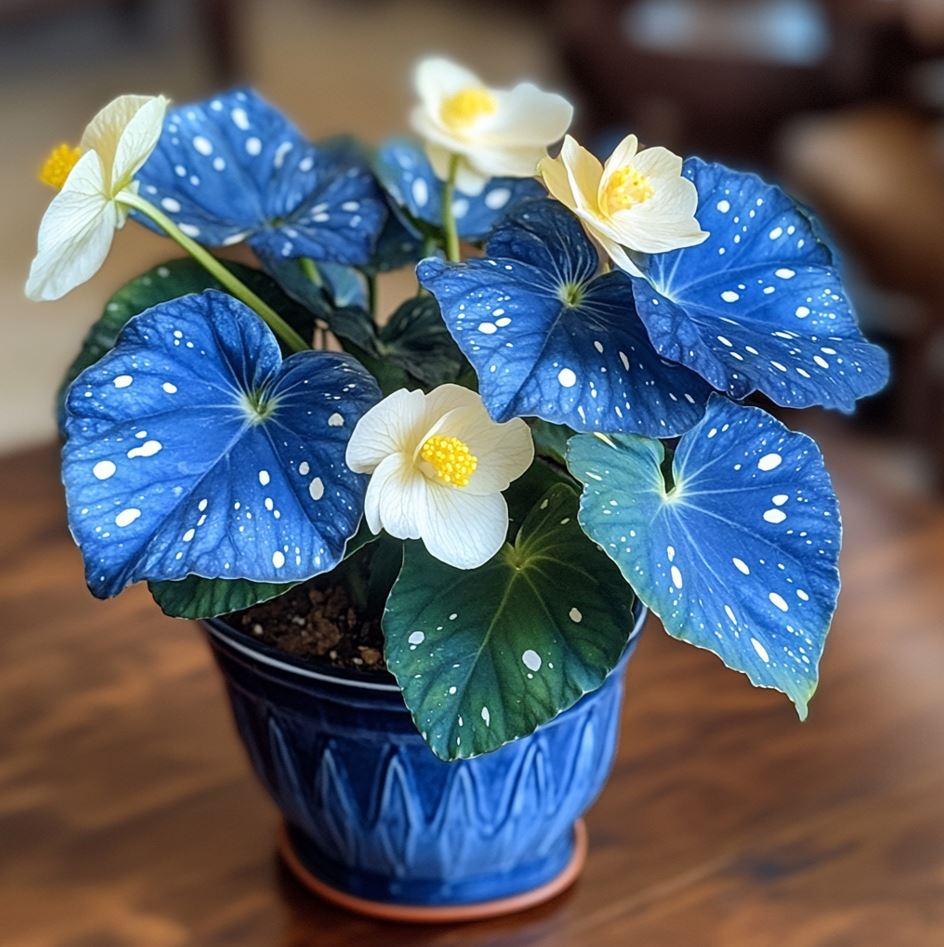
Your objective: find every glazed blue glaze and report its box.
[201,603,645,908]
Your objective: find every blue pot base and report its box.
[278,818,588,923]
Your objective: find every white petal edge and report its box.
[26,151,117,300]
[346,388,430,473]
[414,57,482,114]
[431,406,533,496]
[418,485,508,570]
[363,452,425,540]
[111,95,169,189]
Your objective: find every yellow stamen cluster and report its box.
[420,434,478,488]
[39,143,83,190]
[604,165,654,214]
[440,88,497,130]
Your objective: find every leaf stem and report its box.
[300,256,323,287]
[441,153,461,263]
[366,273,378,319]
[119,191,310,354]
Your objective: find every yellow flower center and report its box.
[39,143,83,190]
[440,88,497,130]
[420,434,478,488]
[603,165,654,214]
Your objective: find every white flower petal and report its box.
[111,95,169,190]
[560,136,603,216]
[363,452,425,539]
[601,134,640,180]
[421,141,489,194]
[544,133,707,260]
[415,57,482,112]
[464,143,545,181]
[595,233,645,278]
[422,383,482,420]
[81,94,163,190]
[411,58,574,186]
[433,406,533,496]
[482,83,573,146]
[26,151,117,301]
[538,151,577,210]
[631,144,684,181]
[418,485,508,569]
[346,388,429,473]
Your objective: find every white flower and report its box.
[26,94,169,301]
[411,57,573,195]
[346,385,534,569]
[538,134,707,277]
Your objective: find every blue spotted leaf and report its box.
[62,290,380,599]
[567,396,841,718]
[417,199,712,435]
[56,257,336,434]
[375,138,544,241]
[137,90,386,265]
[384,484,637,760]
[633,159,889,411]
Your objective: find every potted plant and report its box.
[31,57,888,922]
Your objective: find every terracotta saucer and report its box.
[278,819,588,924]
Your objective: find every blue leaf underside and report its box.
[375,138,544,241]
[137,89,386,264]
[418,199,712,436]
[62,290,380,598]
[634,158,889,411]
[567,396,841,717]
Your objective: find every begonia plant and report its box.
[33,58,888,761]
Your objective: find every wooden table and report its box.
[2,431,943,946]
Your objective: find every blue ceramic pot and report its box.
[201,603,644,920]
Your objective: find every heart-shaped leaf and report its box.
[418,199,712,436]
[57,257,321,431]
[384,484,637,760]
[375,137,544,241]
[62,290,380,598]
[137,89,386,264]
[633,158,889,411]
[567,396,841,718]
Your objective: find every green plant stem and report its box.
[366,273,378,319]
[119,191,310,353]
[300,256,323,287]
[441,153,461,263]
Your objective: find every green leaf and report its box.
[56,257,318,432]
[383,484,636,760]
[149,518,378,619]
[149,576,299,619]
[503,457,573,536]
[328,296,466,394]
[530,419,575,466]
[378,296,465,387]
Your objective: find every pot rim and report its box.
[202,598,647,695]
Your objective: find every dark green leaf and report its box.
[149,518,378,619]
[149,576,298,619]
[379,296,465,387]
[530,419,575,466]
[383,484,636,760]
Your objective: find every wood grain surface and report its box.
[1,428,942,947]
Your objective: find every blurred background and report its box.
[2,0,944,493]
